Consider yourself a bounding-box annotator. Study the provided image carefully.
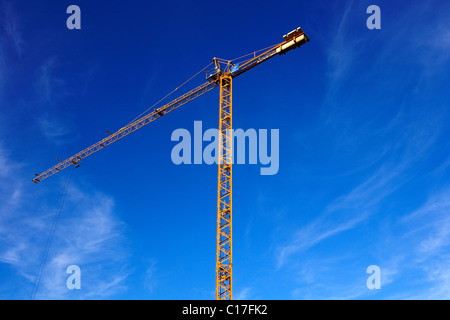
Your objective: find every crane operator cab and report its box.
[206,65,222,82]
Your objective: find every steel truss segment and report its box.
[32,81,218,183]
[216,74,232,300]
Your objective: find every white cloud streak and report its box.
[0,1,24,58]
[0,143,130,299]
[273,1,450,299]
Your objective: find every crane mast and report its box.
[32,27,309,300]
[217,73,233,299]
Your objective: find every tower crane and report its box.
[32,27,309,300]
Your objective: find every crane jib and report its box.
[32,28,308,186]
[32,81,218,183]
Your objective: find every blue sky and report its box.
[1,0,450,299]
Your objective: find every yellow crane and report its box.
[32,27,309,300]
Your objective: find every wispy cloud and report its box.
[276,139,435,269]
[32,57,81,145]
[277,209,368,268]
[35,190,129,299]
[0,0,24,58]
[275,2,450,300]
[0,142,130,299]
[35,58,67,106]
[325,2,358,96]
[38,115,79,146]
[402,190,450,256]
[234,287,252,300]
[35,186,130,299]
[143,259,158,293]
[394,189,450,299]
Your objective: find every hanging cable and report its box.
[120,61,214,131]
[30,167,74,300]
